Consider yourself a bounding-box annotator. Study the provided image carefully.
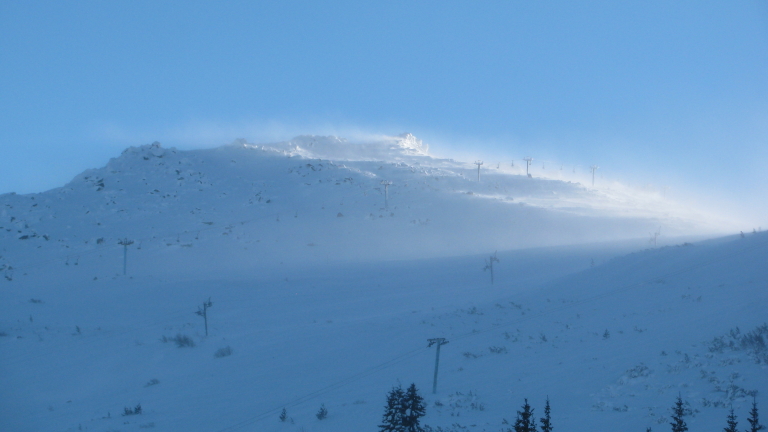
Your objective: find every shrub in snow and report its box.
[316,403,327,420]
[123,404,142,416]
[214,346,232,358]
[709,323,768,363]
[161,334,195,348]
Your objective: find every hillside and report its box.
[1,135,763,432]
[0,134,725,278]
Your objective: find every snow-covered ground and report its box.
[1,135,764,431]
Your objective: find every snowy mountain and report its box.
[1,135,764,432]
[0,134,727,277]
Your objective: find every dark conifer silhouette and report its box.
[402,383,426,432]
[540,397,552,432]
[379,384,425,432]
[747,398,766,432]
[670,395,688,432]
[724,407,738,432]
[380,386,406,432]
[511,399,537,432]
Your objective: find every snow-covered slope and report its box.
[1,229,766,432]
[0,134,727,279]
[1,135,762,432]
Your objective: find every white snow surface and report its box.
[0,135,765,432]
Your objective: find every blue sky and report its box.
[1,1,766,222]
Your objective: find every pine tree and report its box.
[402,383,426,432]
[512,399,537,432]
[279,408,287,422]
[724,407,738,432]
[747,398,766,432]
[380,386,406,432]
[540,397,552,432]
[670,395,688,432]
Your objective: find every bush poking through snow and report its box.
[161,334,195,348]
[123,404,142,416]
[144,379,159,387]
[316,404,328,420]
[214,346,232,358]
[709,323,768,363]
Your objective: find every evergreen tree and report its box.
[539,397,552,432]
[279,408,287,422]
[380,386,406,432]
[670,395,688,432]
[402,383,426,432]
[747,398,766,432]
[724,408,738,432]
[512,399,537,432]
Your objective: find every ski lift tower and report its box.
[474,160,483,182]
[523,158,533,176]
[590,165,599,187]
[380,180,392,209]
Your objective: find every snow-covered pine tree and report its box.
[279,408,287,422]
[380,386,405,432]
[539,397,552,432]
[747,398,766,432]
[511,399,537,432]
[669,396,688,432]
[724,407,738,432]
[402,383,426,432]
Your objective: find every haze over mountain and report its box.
[1,135,764,432]
[0,134,733,276]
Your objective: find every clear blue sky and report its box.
[1,1,766,221]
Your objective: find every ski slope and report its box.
[1,135,764,432]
